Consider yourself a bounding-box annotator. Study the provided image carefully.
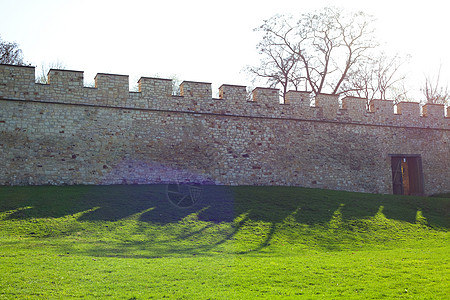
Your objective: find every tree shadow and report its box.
[0,184,237,224]
[1,185,448,257]
[1,184,448,228]
[0,185,98,219]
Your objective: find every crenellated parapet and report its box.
[313,93,340,120]
[341,96,367,122]
[219,84,247,102]
[0,64,448,129]
[43,69,85,103]
[138,77,172,99]
[369,99,396,125]
[422,103,446,127]
[0,64,35,100]
[180,81,211,100]
[284,90,311,107]
[48,69,84,87]
[218,84,247,114]
[94,73,129,106]
[251,87,279,106]
[397,101,420,118]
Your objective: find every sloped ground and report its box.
[0,185,448,299]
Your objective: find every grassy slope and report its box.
[0,185,449,299]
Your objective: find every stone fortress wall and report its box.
[0,64,449,195]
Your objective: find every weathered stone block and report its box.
[284,90,311,107]
[370,99,394,114]
[422,103,445,118]
[94,73,129,105]
[341,96,367,122]
[314,93,339,120]
[369,99,395,124]
[48,69,83,87]
[0,64,35,100]
[397,101,421,126]
[251,87,279,106]
[219,84,247,101]
[396,101,420,116]
[180,81,211,100]
[422,103,446,127]
[138,77,172,98]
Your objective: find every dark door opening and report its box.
[390,155,424,195]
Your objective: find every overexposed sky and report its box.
[1,0,448,100]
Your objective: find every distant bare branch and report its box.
[343,52,409,104]
[36,60,67,84]
[421,64,449,105]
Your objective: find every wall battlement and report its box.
[1,63,449,195]
[1,64,448,129]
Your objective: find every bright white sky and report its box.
[1,0,449,100]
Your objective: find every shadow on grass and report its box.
[0,185,448,256]
[1,184,448,227]
[234,186,449,228]
[0,185,236,224]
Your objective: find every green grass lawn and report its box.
[0,185,449,299]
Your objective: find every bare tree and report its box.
[301,8,377,95]
[0,35,26,65]
[247,40,303,99]
[343,52,409,103]
[247,15,306,100]
[421,65,449,105]
[248,7,377,98]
